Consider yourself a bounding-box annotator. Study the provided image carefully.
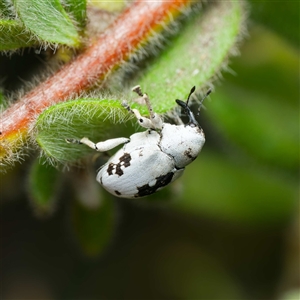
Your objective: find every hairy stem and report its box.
[0,0,191,168]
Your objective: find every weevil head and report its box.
[176,86,211,128]
[159,87,210,168]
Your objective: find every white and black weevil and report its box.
[67,86,211,198]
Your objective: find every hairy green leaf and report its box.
[89,0,125,12]
[64,0,87,29]
[12,0,80,46]
[0,0,13,18]
[36,99,130,163]
[0,19,36,50]
[36,1,246,164]
[126,1,245,114]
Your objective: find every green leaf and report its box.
[0,19,36,50]
[28,158,61,217]
[207,85,299,173]
[88,0,125,12]
[248,0,299,48]
[223,26,299,105]
[212,26,299,173]
[0,0,14,18]
[68,166,115,256]
[173,151,297,226]
[35,1,246,164]
[12,0,80,46]
[280,289,300,300]
[126,1,245,114]
[0,89,5,106]
[64,0,87,29]
[71,195,115,256]
[36,99,130,163]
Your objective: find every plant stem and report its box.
[0,0,191,167]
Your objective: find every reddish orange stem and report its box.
[0,0,191,164]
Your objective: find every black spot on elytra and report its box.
[107,163,114,175]
[135,172,174,197]
[115,164,124,176]
[119,153,131,167]
[184,148,195,160]
[106,153,132,176]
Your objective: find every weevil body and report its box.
[67,86,210,198]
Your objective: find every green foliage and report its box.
[28,159,61,217]
[129,1,244,114]
[280,289,300,300]
[208,85,298,173]
[1,1,299,298]
[174,151,297,226]
[248,0,299,48]
[64,0,87,29]
[0,19,36,50]
[0,0,86,50]
[71,195,115,256]
[36,1,245,164]
[36,99,130,163]
[0,0,13,18]
[171,23,299,227]
[209,26,299,174]
[0,89,4,106]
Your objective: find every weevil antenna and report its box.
[175,86,198,126]
[197,89,211,116]
[186,86,196,106]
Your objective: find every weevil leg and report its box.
[141,93,163,130]
[66,137,129,152]
[124,85,163,130]
[122,101,153,129]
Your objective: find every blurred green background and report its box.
[1,1,299,299]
